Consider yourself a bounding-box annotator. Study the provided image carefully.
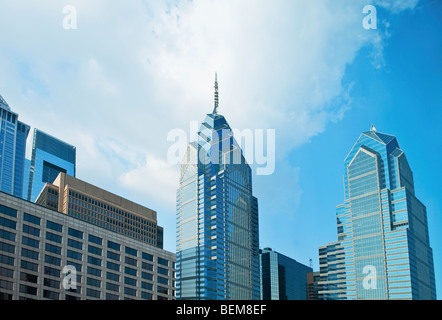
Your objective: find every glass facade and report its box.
[0,190,175,300]
[319,128,436,300]
[176,79,260,300]
[0,95,30,199]
[260,248,312,300]
[25,129,76,202]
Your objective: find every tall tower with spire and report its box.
[176,74,260,300]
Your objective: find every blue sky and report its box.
[0,0,440,297]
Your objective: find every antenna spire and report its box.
[213,72,219,114]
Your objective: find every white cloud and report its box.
[0,0,418,251]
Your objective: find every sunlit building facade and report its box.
[176,75,260,300]
[319,127,436,299]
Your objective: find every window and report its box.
[44,278,60,289]
[44,266,60,277]
[87,266,101,277]
[158,267,168,276]
[142,262,153,271]
[0,241,15,254]
[21,260,38,272]
[108,241,120,251]
[23,224,39,237]
[67,250,82,261]
[0,204,17,218]
[107,282,119,293]
[45,255,61,266]
[88,234,102,245]
[21,248,39,260]
[20,272,38,284]
[87,277,101,288]
[23,213,40,225]
[125,246,137,257]
[86,288,101,299]
[0,217,16,230]
[125,256,137,266]
[68,238,83,250]
[141,281,152,290]
[68,228,83,239]
[107,251,120,261]
[125,266,137,277]
[141,272,153,281]
[20,284,37,295]
[0,229,15,242]
[158,257,169,266]
[88,256,101,266]
[88,245,102,256]
[45,243,61,255]
[142,252,153,261]
[46,232,62,244]
[124,287,136,297]
[107,261,119,272]
[0,253,14,266]
[43,290,59,299]
[124,277,137,287]
[106,272,119,282]
[46,221,62,232]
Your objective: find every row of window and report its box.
[0,208,171,267]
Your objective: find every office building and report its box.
[176,74,260,300]
[318,126,436,299]
[25,129,76,202]
[260,248,312,300]
[307,271,324,300]
[36,172,163,249]
[0,190,176,300]
[0,94,30,199]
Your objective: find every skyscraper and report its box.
[176,74,260,300]
[260,248,312,300]
[319,126,436,300]
[25,129,76,202]
[0,94,30,199]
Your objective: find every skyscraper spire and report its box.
[213,72,219,114]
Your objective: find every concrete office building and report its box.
[36,172,163,249]
[0,190,176,300]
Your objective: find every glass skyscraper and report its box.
[25,129,76,202]
[319,126,436,299]
[260,248,312,300]
[0,94,30,199]
[176,74,260,300]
